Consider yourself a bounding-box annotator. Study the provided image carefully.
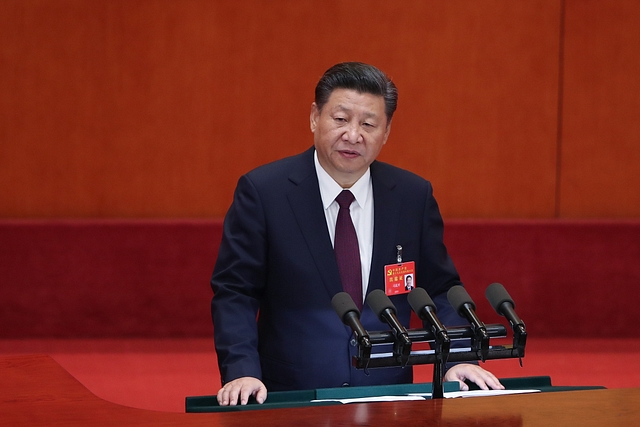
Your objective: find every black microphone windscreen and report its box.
[485,282,515,312]
[366,289,396,319]
[407,287,436,313]
[331,292,360,321]
[447,286,475,313]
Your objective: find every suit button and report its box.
[342,382,350,387]
[350,338,357,346]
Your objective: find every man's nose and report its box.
[342,123,364,144]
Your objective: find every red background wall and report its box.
[1,0,638,219]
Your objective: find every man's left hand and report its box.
[443,363,505,391]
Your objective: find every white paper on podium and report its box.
[412,389,541,399]
[311,389,540,404]
[311,395,426,404]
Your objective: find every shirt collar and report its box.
[314,149,371,209]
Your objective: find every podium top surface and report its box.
[185,376,604,413]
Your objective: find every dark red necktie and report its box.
[334,190,363,309]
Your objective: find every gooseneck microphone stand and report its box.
[338,285,527,399]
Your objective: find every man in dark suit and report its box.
[211,62,503,406]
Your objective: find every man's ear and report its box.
[310,102,319,133]
[383,119,392,144]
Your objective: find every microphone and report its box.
[408,287,450,398]
[447,285,489,360]
[331,292,371,347]
[485,283,526,335]
[407,288,449,343]
[366,289,412,365]
[486,282,527,363]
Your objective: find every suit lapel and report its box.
[368,162,401,295]
[287,149,343,298]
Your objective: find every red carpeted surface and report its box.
[1,337,639,413]
[0,339,221,412]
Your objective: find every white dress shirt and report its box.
[314,150,374,304]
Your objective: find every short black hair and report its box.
[314,62,398,123]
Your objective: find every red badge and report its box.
[384,261,416,296]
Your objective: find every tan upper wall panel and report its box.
[560,1,640,218]
[0,1,560,218]
[378,1,561,218]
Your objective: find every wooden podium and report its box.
[2,354,639,426]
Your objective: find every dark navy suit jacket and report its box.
[211,147,466,391]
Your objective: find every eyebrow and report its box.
[332,104,379,119]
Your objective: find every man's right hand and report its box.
[216,377,267,406]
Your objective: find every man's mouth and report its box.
[338,150,360,158]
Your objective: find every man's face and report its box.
[310,88,391,188]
